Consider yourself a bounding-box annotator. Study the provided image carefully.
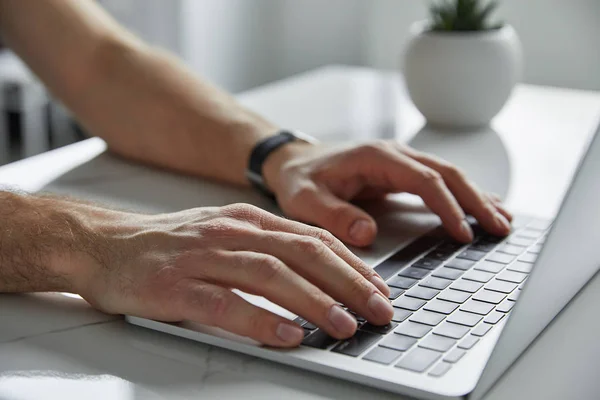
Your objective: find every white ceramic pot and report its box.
[403,21,523,129]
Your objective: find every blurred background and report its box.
[1,0,599,164]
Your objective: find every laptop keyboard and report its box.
[293,216,552,377]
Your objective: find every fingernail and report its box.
[349,219,373,243]
[370,274,390,296]
[276,323,305,344]
[368,292,394,320]
[495,212,511,232]
[328,304,357,336]
[461,220,474,241]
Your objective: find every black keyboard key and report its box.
[349,311,366,323]
[398,267,430,280]
[419,335,456,352]
[519,253,538,263]
[293,316,308,326]
[360,322,398,335]
[331,330,381,357]
[484,311,506,324]
[444,348,466,363]
[462,270,495,283]
[497,270,528,284]
[424,299,459,315]
[474,260,505,274]
[485,279,518,294]
[451,279,483,293]
[387,275,418,290]
[395,348,441,373]
[460,300,495,315]
[472,290,506,304]
[445,258,476,271]
[471,323,493,337]
[498,244,525,256]
[388,287,405,300]
[412,257,443,270]
[436,241,465,253]
[303,328,312,337]
[458,335,480,350]
[469,240,498,252]
[486,252,516,265]
[425,249,454,261]
[428,361,452,377]
[380,333,418,351]
[420,276,452,290]
[394,321,432,338]
[434,322,470,339]
[437,289,471,304]
[392,307,413,323]
[409,310,446,326]
[363,346,403,365]
[496,300,516,313]
[303,322,318,330]
[374,236,440,280]
[432,267,464,280]
[457,249,487,261]
[302,329,338,349]
[507,261,533,274]
[405,286,439,300]
[480,233,505,243]
[447,311,483,327]
[393,296,426,311]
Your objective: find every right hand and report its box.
[74,203,393,347]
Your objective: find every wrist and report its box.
[262,141,314,195]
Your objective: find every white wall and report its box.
[365,0,600,91]
[101,0,600,92]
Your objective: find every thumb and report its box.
[288,188,378,247]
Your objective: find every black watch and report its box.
[246,130,317,196]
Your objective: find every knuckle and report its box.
[419,169,444,186]
[205,290,231,322]
[222,203,262,220]
[254,255,286,283]
[313,228,337,249]
[444,164,467,180]
[295,236,327,258]
[359,140,389,156]
[346,273,370,299]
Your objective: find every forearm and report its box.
[0,0,281,186]
[0,191,109,293]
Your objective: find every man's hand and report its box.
[68,203,393,347]
[264,140,512,247]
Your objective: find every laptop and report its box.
[125,122,600,400]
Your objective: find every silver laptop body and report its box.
[126,123,600,400]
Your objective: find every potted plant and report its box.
[403,0,522,129]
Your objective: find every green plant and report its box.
[429,0,503,32]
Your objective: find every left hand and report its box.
[263,140,512,247]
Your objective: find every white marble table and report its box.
[1,66,600,400]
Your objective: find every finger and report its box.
[180,281,305,347]
[372,151,474,242]
[403,148,511,236]
[243,205,390,296]
[193,251,360,338]
[486,193,513,222]
[226,233,394,326]
[284,184,377,247]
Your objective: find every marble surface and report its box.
[1,66,600,400]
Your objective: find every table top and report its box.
[1,66,600,400]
